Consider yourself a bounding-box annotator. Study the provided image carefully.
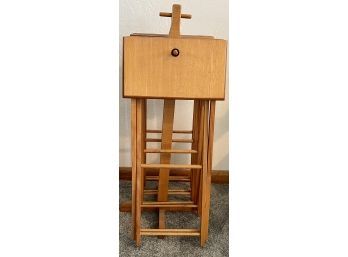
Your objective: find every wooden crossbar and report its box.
[146,176,190,182]
[144,148,197,154]
[140,229,200,236]
[159,12,192,19]
[146,138,193,143]
[146,129,193,134]
[142,201,193,205]
[141,164,201,169]
[144,189,191,195]
[141,204,198,208]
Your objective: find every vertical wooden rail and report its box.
[199,101,210,246]
[191,100,199,203]
[131,99,137,240]
[196,101,204,216]
[202,101,216,245]
[135,99,144,246]
[157,100,175,232]
[169,4,181,38]
[142,100,147,198]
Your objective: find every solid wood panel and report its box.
[123,36,227,99]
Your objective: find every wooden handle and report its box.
[159,12,192,19]
[160,4,192,38]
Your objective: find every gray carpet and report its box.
[119,180,229,257]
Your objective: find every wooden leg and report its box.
[135,99,144,246]
[131,99,137,240]
[200,101,209,246]
[202,100,216,245]
[142,100,147,194]
[191,100,199,205]
[196,101,204,216]
[157,100,175,233]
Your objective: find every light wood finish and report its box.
[157,100,175,233]
[124,4,225,247]
[146,129,192,134]
[202,101,216,245]
[141,204,198,209]
[120,201,196,212]
[119,166,228,183]
[131,99,137,240]
[141,100,147,202]
[191,100,200,205]
[141,164,201,169]
[123,36,227,99]
[140,229,200,236]
[142,201,193,205]
[168,4,181,38]
[143,189,191,195]
[159,12,192,19]
[145,138,193,143]
[195,102,204,213]
[130,33,214,39]
[146,175,190,182]
[199,101,210,246]
[142,100,147,191]
[135,99,144,246]
[144,148,197,154]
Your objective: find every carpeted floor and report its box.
[119,180,229,257]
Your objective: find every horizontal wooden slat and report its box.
[141,164,201,169]
[144,189,191,195]
[146,138,193,143]
[140,229,200,236]
[146,175,190,182]
[159,12,192,19]
[141,204,198,208]
[146,129,193,134]
[144,148,197,154]
[120,201,196,212]
[142,201,193,205]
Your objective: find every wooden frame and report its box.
[125,4,225,247]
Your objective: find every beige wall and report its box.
[119,0,229,170]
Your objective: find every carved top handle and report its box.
[160,4,191,38]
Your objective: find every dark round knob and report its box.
[171,48,180,57]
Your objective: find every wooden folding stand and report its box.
[123,4,227,247]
